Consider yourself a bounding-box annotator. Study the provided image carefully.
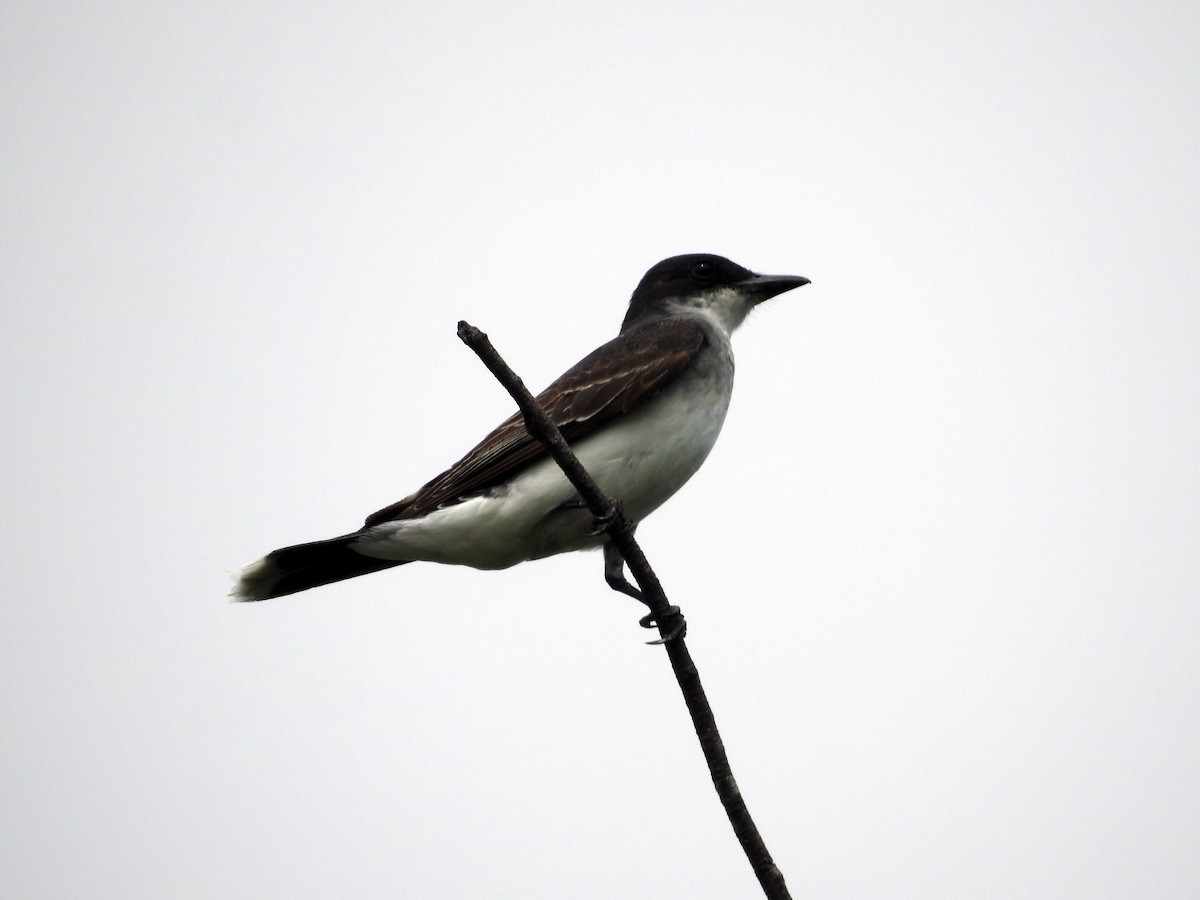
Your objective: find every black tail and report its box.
[232,532,409,601]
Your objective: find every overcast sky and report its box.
[3,1,1198,897]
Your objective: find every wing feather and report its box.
[364,318,707,525]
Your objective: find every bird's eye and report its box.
[691,261,715,280]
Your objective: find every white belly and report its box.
[354,373,732,569]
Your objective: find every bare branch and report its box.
[457,320,792,900]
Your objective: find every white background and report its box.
[3,2,1198,897]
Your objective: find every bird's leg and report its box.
[578,500,684,641]
[602,537,686,642]
[603,539,644,601]
[557,497,641,599]
[595,504,643,600]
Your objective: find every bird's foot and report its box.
[639,605,687,644]
[601,530,682,643]
[589,501,633,536]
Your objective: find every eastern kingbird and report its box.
[232,254,808,602]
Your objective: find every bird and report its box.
[232,253,809,605]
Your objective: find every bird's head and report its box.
[621,253,809,334]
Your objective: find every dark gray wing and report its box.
[364,317,707,525]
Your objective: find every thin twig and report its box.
[457,320,792,900]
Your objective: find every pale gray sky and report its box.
[3,1,1198,897]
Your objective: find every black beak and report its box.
[739,272,811,303]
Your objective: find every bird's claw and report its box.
[639,605,686,644]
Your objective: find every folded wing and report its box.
[364,317,708,525]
